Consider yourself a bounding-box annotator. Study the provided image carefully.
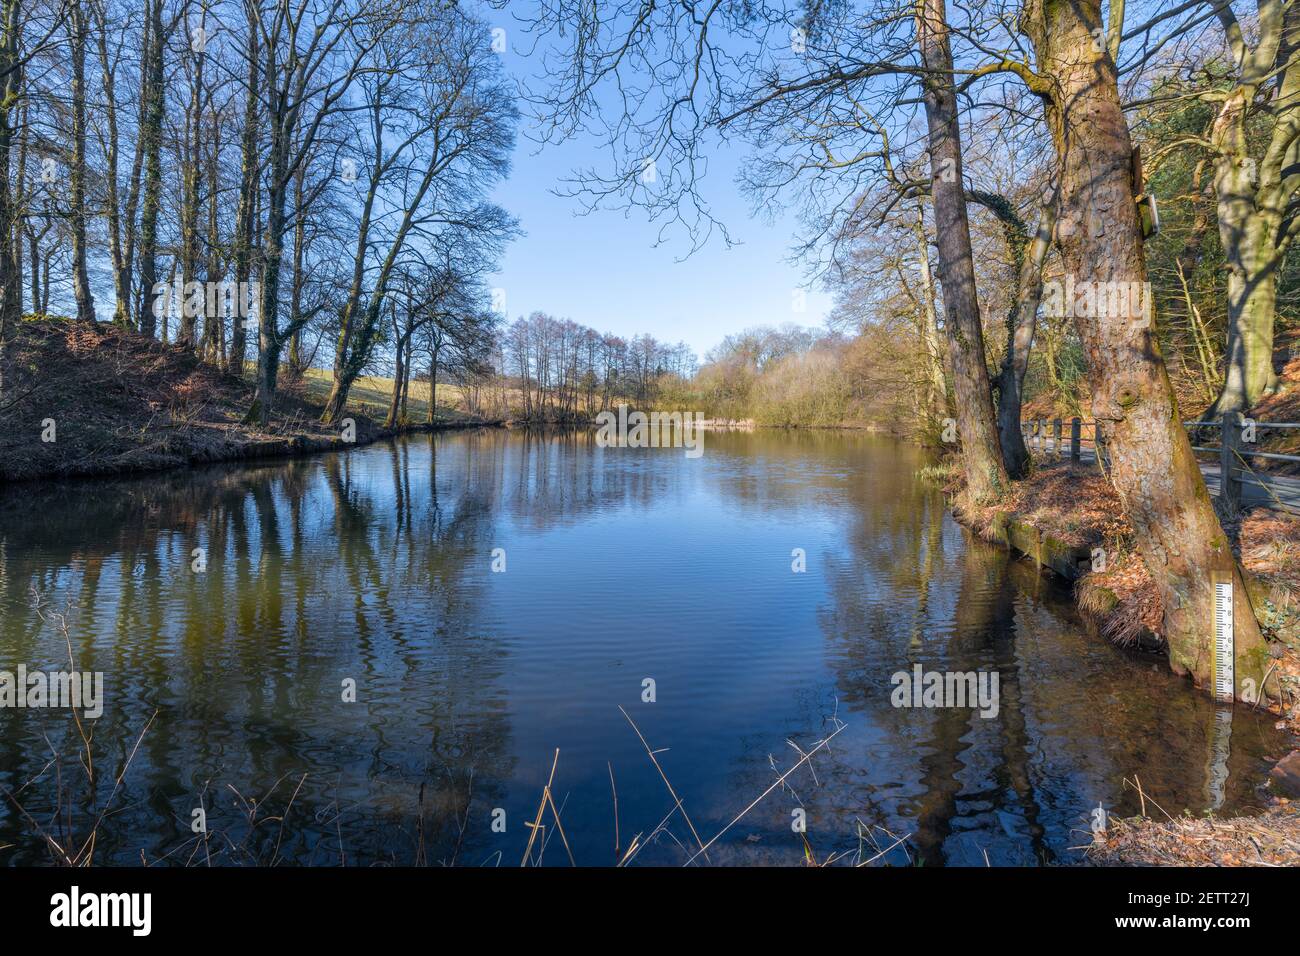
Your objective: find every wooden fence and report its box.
[1020,412,1300,512]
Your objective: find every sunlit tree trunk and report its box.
[201,133,224,362]
[427,344,439,424]
[177,10,208,350]
[991,194,1055,478]
[0,0,22,345]
[1022,0,1273,699]
[385,325,407,429]
[228,25,258,376]
[911,205,948,426]
[915,0,1008,503]
[94,4,138,328]
[1208,89,1283,413]
[248,121,287,425]
[286,161,306,378]
[1203,1,1300,415]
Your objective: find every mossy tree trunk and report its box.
[1022,0,1274,700]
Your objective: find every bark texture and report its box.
[916,0,1008,503]
[1022,0,1274,699]
[1204,0,1300,414]
[988,192,1056,478]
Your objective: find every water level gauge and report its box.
[1212,571,1234,704]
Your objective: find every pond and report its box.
[0,428,1285,866]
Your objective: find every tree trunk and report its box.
[911,205,948,425]
[248,104,288,426]
[426,347,438,425]
[915,0,1008,503]
[201,131,223,362]
[1202,0,1300,415]
[228,26,258,376]
[1215,252,1278,415]
[178,15,207,350]
[136,0,164,338]
[11,95,22,321]
[1206,87,1282,414]
[286,161,306,378]
[995,196,1056,478]
[1022,0,1274,700]
[0,0,22,347]
[95,5,136,329]
[400,335,412,419]
[69,0,96,324]
[385,327,406,429]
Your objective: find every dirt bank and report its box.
[0,319,499,485]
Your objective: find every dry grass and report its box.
[298,366,471,423]
[1089,805,1300,866]
[916,461,960,485]
[965,459,1131,550]
[516,706,892,867]
[951,458,1163,648]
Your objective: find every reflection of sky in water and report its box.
[0,430,1287,866]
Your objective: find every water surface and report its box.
[0,429,1285,865]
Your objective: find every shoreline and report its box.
[931,461,1300,865]
[0,406,894,491]
[0,412,504,489]
[0,319,508,489]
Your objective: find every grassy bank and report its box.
[297,365,472,423]
[0,319,495,484]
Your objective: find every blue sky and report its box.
[486,18,834,362]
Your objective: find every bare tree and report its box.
[241,0,407,424]
[320,6,515,423]
[915,0,1008,501]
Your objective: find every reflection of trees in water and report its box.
[0,432,1286,864]
[901,543,1047,866]
[815,496,1069,864]
[701,439,957,862]
[816,470,1281,865]
[0,434,561,863]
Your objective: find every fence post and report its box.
[1036,418,1044,451]
[1221,410,1242,514]
[1070,417,1081,461]
[1052,418,1062,458]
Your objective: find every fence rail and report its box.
[1020,412,1300,514]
